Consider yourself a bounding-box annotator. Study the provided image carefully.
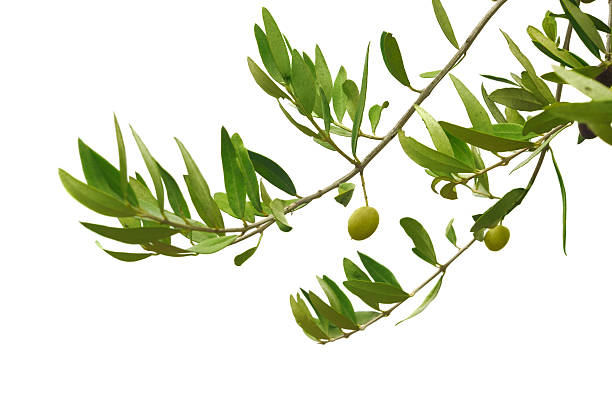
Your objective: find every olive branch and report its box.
[59,0,612,343]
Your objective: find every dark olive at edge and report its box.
[578,65,612,141]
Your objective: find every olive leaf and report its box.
[396,274,444,324]
[343,281,410,304]
[261,7,291,80]
[432,0,459,49]
[414,105,454,156]
[550,149,567,255]
[399,217,438,265]
[380,32,411,87]
[81,222,179,244]
[247,57,289,99]
[175,138,225,229]
[471,188,526,233]
[58,169,139,217]
[352,44,370,156]
[358,252,402,289]
[398,131,476,174]
[291,50,317,115]
[332,66,348,122]
[95,241,153,262]
[221,127,246,219]
[334,183,355,207]
[248,150,297,196]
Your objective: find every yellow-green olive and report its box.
[484,225,510,251]
[347,206,379,240]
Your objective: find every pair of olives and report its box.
[346,206,511,253]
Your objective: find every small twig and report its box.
[321,238,477,344]
[359,170,369,206]
[555,20,574,101]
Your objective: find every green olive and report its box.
[347,206,379,240]
[484,224,510,251]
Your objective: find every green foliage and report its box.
[58,2,612,345]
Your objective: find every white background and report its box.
[2,0,612,405]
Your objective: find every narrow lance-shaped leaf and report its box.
[318,276,357,324]
[81,222,179,244]
[449,74,494,134]
[58,169,138,217]
[247,57,289,99]
[399,217,438,265]
[489,88,546,112]
[343,281,410,304]
[343,80,359,121]
[77,139,138,206]
[439,122,534,152]
[158,163,191,219]
[315,45,333,101]
[481,84,507,124]
[343,258,379,310]
[131,126,164,214]
[500,31,555,104]
[254,24,284,83]
[445,218,458,248]
[95,241,153,262]
[397,274,444,324]
[234,234,262,266]
[352,44,370,156]
[332,66,348,122]
[343,258,371,282]
[414,105,454,156]
[542,11,558,41]
[550,149,567,255]
[320,88,332,133]
[380,32,411,87]
[306,291,359,331]
[398,131,476,174]
[290,294,329,341]
[527,26,584,69]
[113,114,128,199]
[277,101,318,138]
[221,127,246,219]
[560,0,606,58]
[432,0,459,49]
[358,252,402,289]
[471,188,526,233]
[291,50,316,115]
[175,138,224,229]
[248,150,297,196]
[262,7,291,80]
[188,235,237,254]
[552,67,612,101]
[230,133,262,213]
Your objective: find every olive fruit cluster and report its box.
[484,224,510,251]
[347,206,379,240]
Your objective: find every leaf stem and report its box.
[359,170,369,206]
